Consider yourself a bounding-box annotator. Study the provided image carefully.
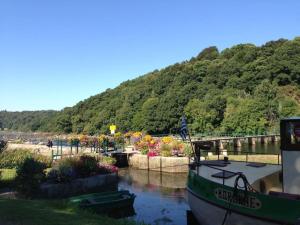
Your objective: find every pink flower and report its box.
[147,151,158,157]
[99,164,118,173]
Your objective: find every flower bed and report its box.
[56,132,192,158]
[4,151,118,198]
[66,133,125,150]
[40,155,118,198]
[46,155,117,184]
[132,134,193,157]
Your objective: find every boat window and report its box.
[281,119,300,151]
[246,162,266,168]
[200,160,230,167]
[211,171,236,179]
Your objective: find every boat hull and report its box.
[187,170,300,225]
[69,190,130,203]
[188,188,278,225]
[82,196,135,212]
[69,190,136,215]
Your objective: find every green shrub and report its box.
[34,154,52,167]
[15,158,47,197]
[46,168,59,183]
[46,166,76,183]
[140,148,149,155]
[160,144,172,157]
[48,155,101,183]
[0,149,32,168]
[183,144,194,157]
[0,169,16,182]
[100,156,116,165]
[50,157,77,183]
[57,166,76,183]
[56,157,78,169]
[0,169,17,189]
[73,155,98,178]
[0,140,7,153]
[0,149,51,169]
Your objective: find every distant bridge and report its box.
[0,131,54,144]
[191,134,280,150]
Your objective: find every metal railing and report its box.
[199,149,281,165]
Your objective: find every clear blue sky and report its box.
[1,0,300,111]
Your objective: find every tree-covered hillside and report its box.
[0,111,58,132]
[2,37,300,135]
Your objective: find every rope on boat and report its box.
[221,173,257,225]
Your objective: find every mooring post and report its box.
[60,139,62,157]
[160,168,163,185]
[147,155,149,171]
[216,140,224,150]
[261,136,268,144]
[271,135,279,142]
[160,156,162,173]
[233,138,242,147]
[248,137,256,145]
[56,138,59,152]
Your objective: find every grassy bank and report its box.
[0,169,144,225]
[0,169,16,188]
[0,198,144,225]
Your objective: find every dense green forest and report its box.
[1,37,300,135]
[0,111,57,132]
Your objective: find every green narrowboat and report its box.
[187,118,300,225]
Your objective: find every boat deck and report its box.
[193,160,281,188]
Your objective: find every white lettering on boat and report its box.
[214,188,262,209]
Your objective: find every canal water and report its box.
[118,168,189,225]
[226,142,280,154]
[117,142,280,225]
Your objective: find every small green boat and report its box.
[69,190,136,213]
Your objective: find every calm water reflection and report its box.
[118,168,189,225]
[118,142,280,225]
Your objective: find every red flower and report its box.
[147,151,158,157]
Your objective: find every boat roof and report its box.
[193,160,281,188]
[281,117,300,121]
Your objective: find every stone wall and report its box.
[119,168,188,188]
[39,173,118,198]
[128,154,189,173]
